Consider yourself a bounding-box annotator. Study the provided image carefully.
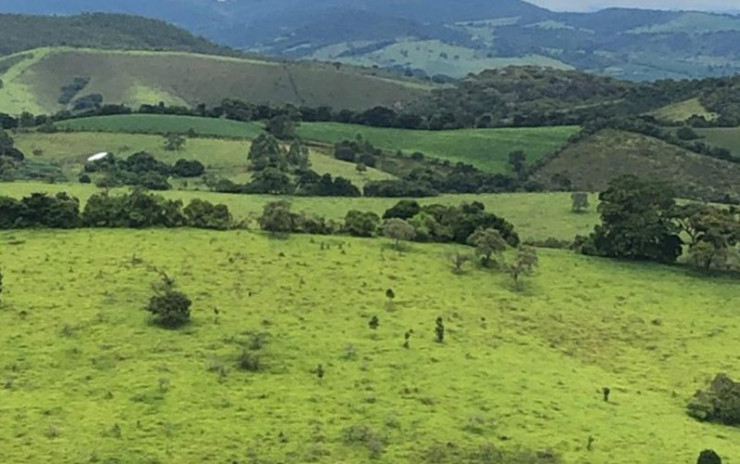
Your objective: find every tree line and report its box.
[576,175,740,271]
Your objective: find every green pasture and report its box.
[0,181,598,242]
[0,229,737,463]
[12,132,395,187]
[52,114,578,173]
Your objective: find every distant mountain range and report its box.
[2,0,740,80]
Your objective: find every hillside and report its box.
[0,48,431,114]
[0,13,236,57]
[52,114,578,173]
[532,129,740,203]
[3,1,740,80]
[0,226,739,463]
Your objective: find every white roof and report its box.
[87,152,110,162]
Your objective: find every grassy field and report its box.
[697,127,740,156]
[0,47,430,114]
[12,132,396,187]
[650,97,718,122]
[52,115,578,173]
[0,181,598,242]
[0,229,738,463]
[296,123,579,173]
[56,115,265,139]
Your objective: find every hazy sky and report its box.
[528,0,739,12]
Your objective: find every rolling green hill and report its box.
[11,132,396,188]
[0,48,431,115]
[0,13,237,58]
[0,225,738,463]
[532,129,740,203]
[53,114,578,173]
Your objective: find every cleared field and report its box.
[55,114,265,139]
[0,181,598,242]
[52,114,579,173]
[0,47,430,114]
[697,127,740,156]
[0,229,738,463]
[650,97,718,122]
[12,132,395,187]
[297,123,579,173]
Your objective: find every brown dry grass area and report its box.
[533,129,740,202]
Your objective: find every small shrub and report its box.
[238,350,261,372]
[146,290,191,328]
[697,449,722,464]
[368,315,379,330]
[435,317,445,343]
[688,373,740,426]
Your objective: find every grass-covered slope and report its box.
[697,127,740,157]
[0,48,431,114]
[53,114,578,173]
[12,132,395,187]
[533,129,740,202]
[0,229,738,463]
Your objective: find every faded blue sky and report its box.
[528,0,739,12]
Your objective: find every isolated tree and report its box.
[587,175,682,263]
[467,228,508,267]
[571,192,590,213]
[435,317,445,343]
[146,273,192,329]
[449,252,472,274]
[508,246,539,289]
[163,133,186,151]
[385,288,395,303]
[383,218,416,250]
[368,315,379,330]
[508,151,527,178]
[355,162,367,176]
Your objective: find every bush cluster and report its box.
[0,191,232,231]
